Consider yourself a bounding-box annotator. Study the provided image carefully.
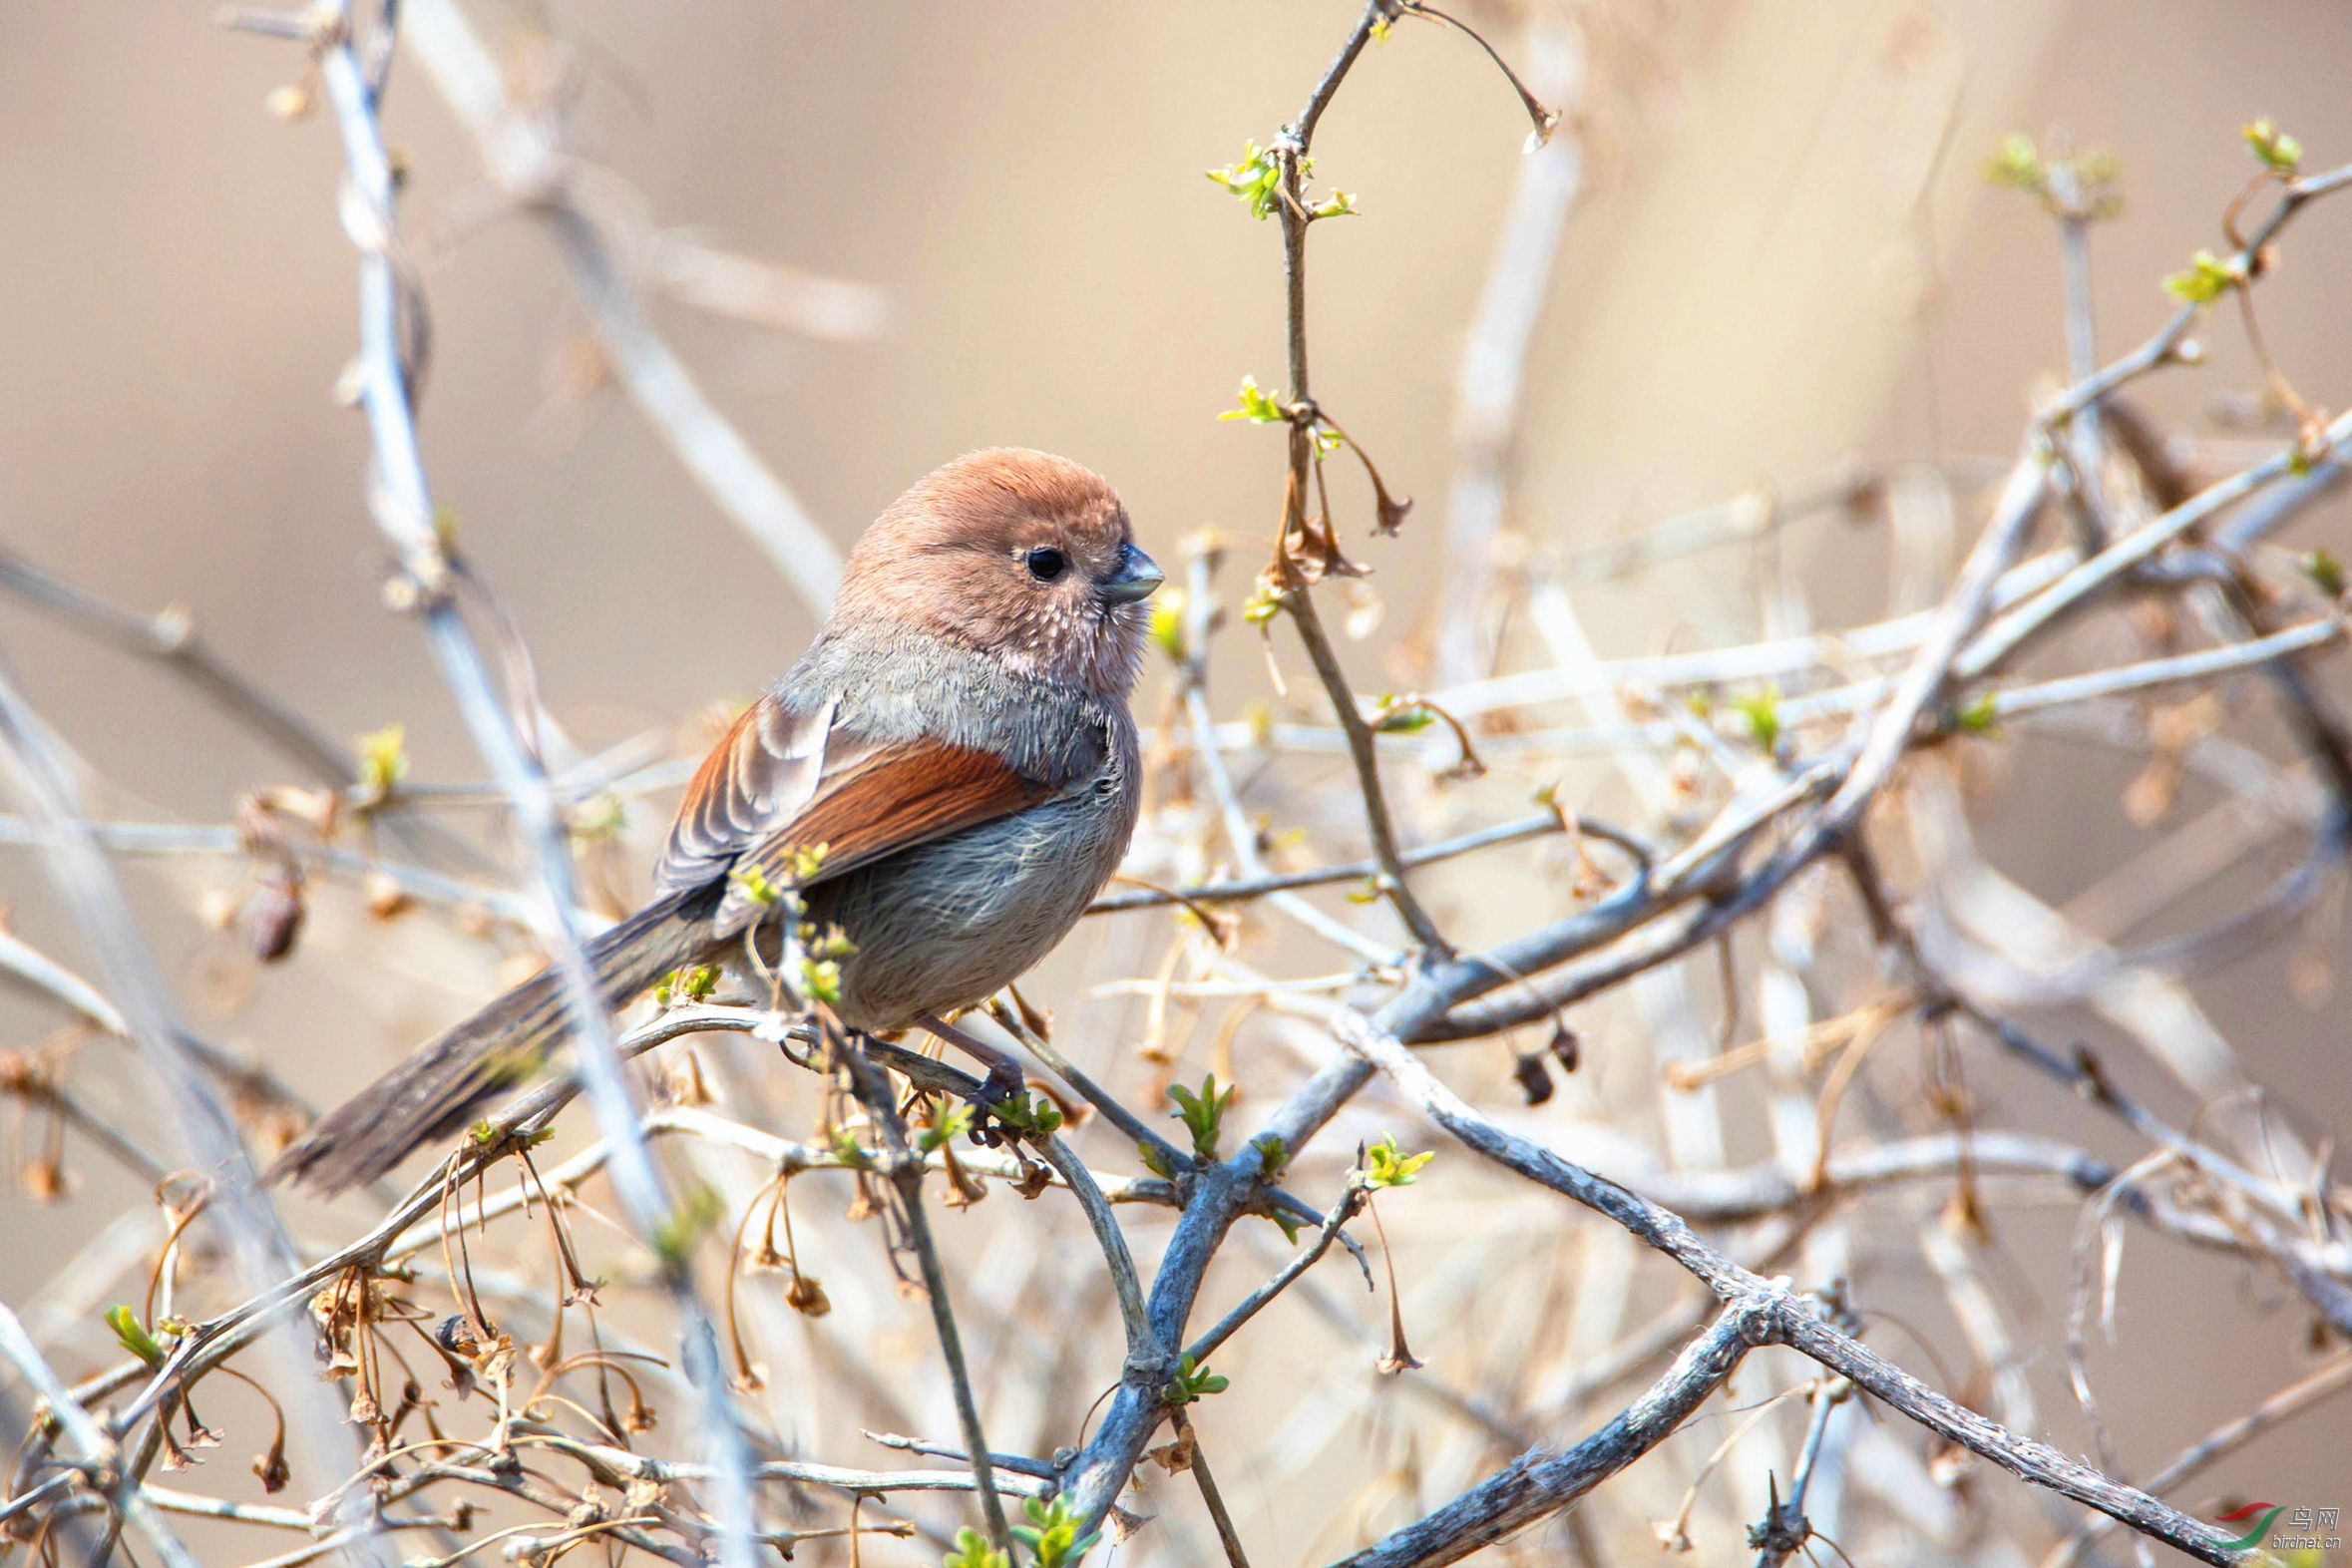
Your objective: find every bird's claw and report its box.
[965,1059,1028,1148]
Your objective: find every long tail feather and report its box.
[267,887,716,1193]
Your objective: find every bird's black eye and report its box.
[1024,547,1066,583]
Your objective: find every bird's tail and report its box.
[267,887,715,1193]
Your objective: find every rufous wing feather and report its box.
[654,693,834,895]
[655,690,1059,928]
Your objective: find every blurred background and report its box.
[3,1,2350,1562]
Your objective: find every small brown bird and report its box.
[272,449,1160,1192]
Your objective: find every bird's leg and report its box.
[918,1011,1027,1109]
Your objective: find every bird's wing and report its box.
[653,690,1059,909]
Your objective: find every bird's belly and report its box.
[804,788,1127,1033]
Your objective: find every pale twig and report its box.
[1986,615,2343,720]
[838,1040,1011,1550]
[1629,1130,2120,1223]
[1821,452,2047,831]
[1269,0,1449,955]
[1426,543,2070,716]
[0,542,350,785]
[398,0,843,616]
[2044,156,2112,556]
[0,813,541,924]
[0,538,483,871]
[1327,1310,1755,1568]
[0,1473,76,1529]
[507,1425,1056,1501]
[303,8,763,1557]
[0,672,299,1278]
[0,662,382,1555]
[1333,1009,2245,1563]
[2039,160,2352,427]
[980,1001,1192,1168]
[1962,405,2352,679]
[1749,1375,1853,1568]
[1087,810,1651,914]
[0,1304,202,1568]
[0,921,342,1129]
[1171,1405,1254,1568]
[2046,1354,2352,1568]
[379,1104,1182,1268]
[1432,15,1585,684]
[138,1487,436,1531]
[862,1430,1061,1481]
[1177,550,1397,965]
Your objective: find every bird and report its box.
[269,448,1161,1192]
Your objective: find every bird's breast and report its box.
[803,724,1138,1033]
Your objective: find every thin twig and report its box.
[304,8,763,1557]
[1328,1310,1754,1568]
[1269,0,1450,955]
[1333,1008,2245,1563]
[840,1039,1011,1550]
[398,0,844,616]
[1171,1406,1254,1568]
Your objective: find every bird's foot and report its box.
[919,1011,1033,1147]
[959,1056,1035,1148]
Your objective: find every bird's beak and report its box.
[1097,543,1165,604]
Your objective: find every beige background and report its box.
[3,0,2350,1559]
